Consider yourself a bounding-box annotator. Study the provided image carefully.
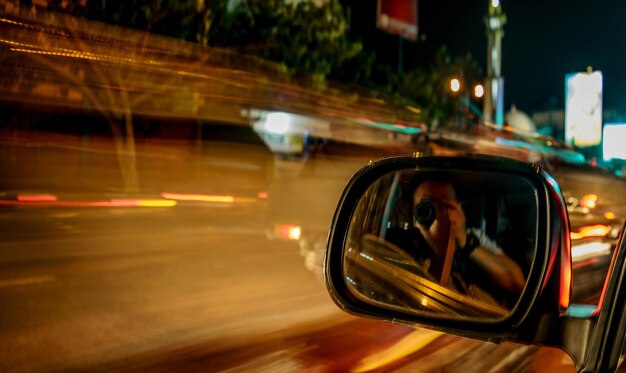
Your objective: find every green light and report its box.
[354,119,423,134]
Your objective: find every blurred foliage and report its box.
[333,45,482,125]
[49,0,361,81]
[209,0,362,81]
[79,0,219,42]
[395,47,482,125]
[40,0,482,125]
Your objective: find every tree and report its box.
[45,0,222,45]
[392,47,482,126]
[53,0,361,82]
[209,0,362,81]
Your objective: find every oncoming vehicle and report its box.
[325,155,626,372]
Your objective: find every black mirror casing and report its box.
[324,155,572,343]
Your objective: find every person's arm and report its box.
[466,247,526,294]
[445,200,526,294]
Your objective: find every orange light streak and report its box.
[17,194,58,202]
[161,192,234,203]
[570,224,611,240]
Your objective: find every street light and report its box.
[450,78,461,93]
[474,84,485,98]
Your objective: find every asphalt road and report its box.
[0,132,576,372]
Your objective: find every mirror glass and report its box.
[343,169,539,320]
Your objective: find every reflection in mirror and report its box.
[343,169,538,320]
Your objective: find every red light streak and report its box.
[0,198,175,207]
[17,194,58,202]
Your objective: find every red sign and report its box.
[377,0,418,40]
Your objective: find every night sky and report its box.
[342,0,626,118]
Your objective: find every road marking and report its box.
[351,330,443,372]
[0,275,56,288]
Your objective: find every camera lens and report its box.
[414,198,436,228]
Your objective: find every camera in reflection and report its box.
[413,197,436,229]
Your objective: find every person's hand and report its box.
[442,200,467,247]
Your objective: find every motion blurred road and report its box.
[0,131,575,372]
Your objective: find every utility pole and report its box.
[484,0,506,128]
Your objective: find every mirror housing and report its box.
[325,155,572,343]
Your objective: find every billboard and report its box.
[603,123,626,161]
[565,71,603,147]
[377,0,418,41]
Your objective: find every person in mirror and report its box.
[411,178,526,303]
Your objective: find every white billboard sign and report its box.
[565,71,603,147]
[603,123,626,161]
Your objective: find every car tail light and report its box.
[276,224,301,240]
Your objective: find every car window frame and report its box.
[582,222,626,372]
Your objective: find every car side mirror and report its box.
[325,155,573,343]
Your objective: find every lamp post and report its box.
[450,77,462,127]
[484,0,506,129]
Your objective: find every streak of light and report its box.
[233,197,257,203]
[6,42,165,67]
[110,199,177,207]
[570,224,611,240]
[17,194,58,202]
[161,192,235,203]
[0,198,176,207]
[350,330,443,372]
[604,211,617,220]
[257,192,269,199]
[571,242,612,262]
[10,48,101,61]
[405,105,422,114]
[0,18,30,28]
[0,275,56,288]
